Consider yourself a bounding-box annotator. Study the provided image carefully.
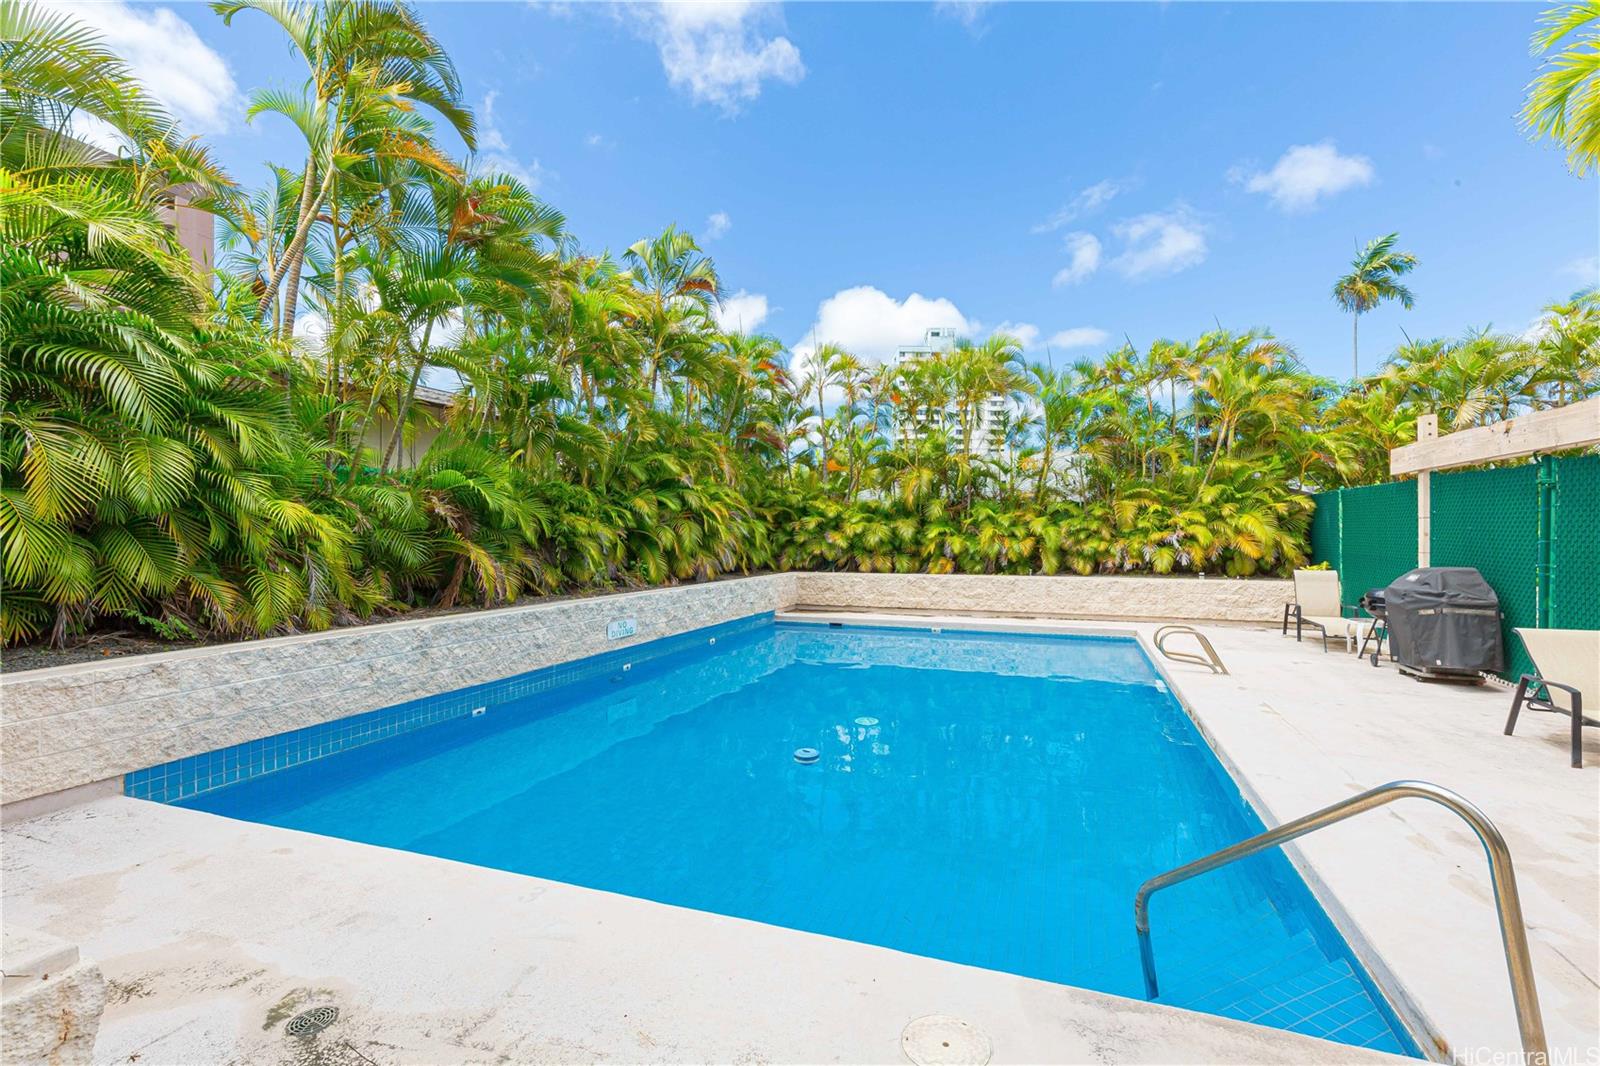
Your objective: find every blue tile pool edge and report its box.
[124,611,775,804]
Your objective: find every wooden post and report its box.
[1416,414,1437,567]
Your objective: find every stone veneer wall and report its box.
[0,574,796,805]
[1,571,1291,805]
[790,572,1291,623]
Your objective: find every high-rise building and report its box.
[892,327,1012,457]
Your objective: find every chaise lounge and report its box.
[1282,569,1357,652]
[1504,627,1599,768]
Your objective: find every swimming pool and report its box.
[145,616,1416,1055]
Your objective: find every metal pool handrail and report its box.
[1133,780,1547,1059]
[1151,625,1228,675]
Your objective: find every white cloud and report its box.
[293,310,328,347]
[1110,208,1208,279]
[1047,327,1111,350]
[705,210,731,240]
[715,290,769,333]
[69,112,130,154]
[584,132,609,149]
[1034,179,1126,233]
[626,2,805,112]
[1236,141,1374,212]
[1560,255,1599,286]
[934,1,993,31]
[44,0,237,134]
[791,286,971,367]
[1052,232,1102,287]
[474,91,546,192]
[1519,316,1552,344]
[991,321,1040,350]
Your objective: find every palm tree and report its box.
[1528,291,1600,405]
[1026,364,1071,502]
[1521,2,1600,175]
[16,0,1600,649]
[1332,233,1419,379]
[1389,331,1535,429]
[1191,333,1300,483]
[803,343,853,477]
[0,0,307,642]
[213,0,476,333]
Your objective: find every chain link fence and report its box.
[1309,454,1600,681]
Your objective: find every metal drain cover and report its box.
[285,1005,339,1038]
[901,1015,991,1066]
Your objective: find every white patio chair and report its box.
[1505,627,1599,769]
[1282,569,1357,652]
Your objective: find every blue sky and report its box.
[70,1,1597,380]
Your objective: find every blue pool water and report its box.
[171,619,1415,1054]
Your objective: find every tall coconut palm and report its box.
[1522,2,1600,175]
[1332,233,1419,379]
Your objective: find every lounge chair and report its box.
[1282,569,1356,652]
[1505,627,1599,769]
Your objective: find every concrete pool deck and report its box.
[3,796,1407,1066]
[3,614,1595,1064]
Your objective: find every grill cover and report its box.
[1384,567,1504,676]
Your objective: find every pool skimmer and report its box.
[901,1015,991,1066]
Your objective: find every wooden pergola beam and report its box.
[1389,396,1600,476]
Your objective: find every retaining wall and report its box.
[0,575,795,805]
[1,572,1289,805]
[790,572,1290,623]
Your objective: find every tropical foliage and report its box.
[1,1,1596,647]
[1522,0,1600,175]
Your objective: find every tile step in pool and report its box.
[1167,933,1400,1049]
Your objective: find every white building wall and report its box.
[360,414,445,471]
[893,328,1015,458]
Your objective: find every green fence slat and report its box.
[1551,454,1600,633]
[1336,480,1418,612]
[1309,490,1341,574]
[1431,464,1540,681]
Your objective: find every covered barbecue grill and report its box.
[1384,567,1504,682]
